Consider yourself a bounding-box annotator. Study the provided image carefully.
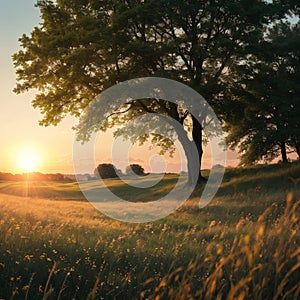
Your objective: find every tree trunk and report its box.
[160,104,205,185]
[174,120,200,186]
[293,138,300,159]
[192,115,206,183]
[175,115,206,185]
[280,142,288,163]
[185,139,201,186]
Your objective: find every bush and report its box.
[126,164,145,176]
[94,163,119,179]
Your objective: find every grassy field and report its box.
[0,162,300,299]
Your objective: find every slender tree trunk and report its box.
[293,138,300,159]
[280,142,288,163]
[192,115,206,183]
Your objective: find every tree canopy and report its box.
[224,20,300,164]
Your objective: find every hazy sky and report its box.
[0,0,77,173]
[0,1,238,174]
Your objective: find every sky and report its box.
[0,1,238,175]
[0,0,77,174]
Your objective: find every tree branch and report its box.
[214,51,231,79]
[106,103,132,118]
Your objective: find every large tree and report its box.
[14,0,276,183]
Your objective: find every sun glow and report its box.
[17,146,41,172]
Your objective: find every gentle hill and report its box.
[0,180,84,200]
[0,162,299,204]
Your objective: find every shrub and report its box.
[126,164,145,176]
[94,163,118,179]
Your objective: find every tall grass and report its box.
[149,194,300,300]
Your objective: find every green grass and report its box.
[0,180,85,200]
[0,162,300,299]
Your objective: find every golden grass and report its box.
[160,195,300,300]
[0,191,299,299]
[0,193,120,230]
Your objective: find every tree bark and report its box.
[293,138,300,159]
[159,101,205,185]
[280,142,288,163]
[192,115,206,182]
[175,123,200,186]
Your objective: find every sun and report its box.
[17,146,41,172]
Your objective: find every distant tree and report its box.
[94,163,118,179]
[223,21,300,164]
[84,173,93,181]
[126,164,145,176]
[29,172,45,180]
[46,173,65,181]
[14,174,24,181]
[0,172,15,181]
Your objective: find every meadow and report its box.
[0,162,300,299]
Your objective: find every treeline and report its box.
[0,164,147,182]
[0,172,74,182]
